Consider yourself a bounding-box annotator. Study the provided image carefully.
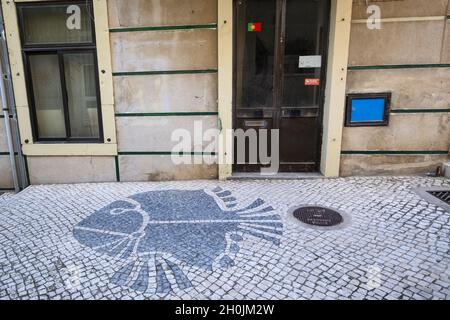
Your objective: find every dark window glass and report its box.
[28,54,66,138]
[64,52,100,139]
[21,3,93,45]
[282,0,327,108]
[235,0,276,109]
[18,1,102,142]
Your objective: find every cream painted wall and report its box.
[342,0,450,176]
[110,0,219,182]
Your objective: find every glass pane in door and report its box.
[235,0,276,109]
[282,0,327,109]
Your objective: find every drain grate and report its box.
[414,187,450,212]
[293,206,343,227]
[427,190,450,205]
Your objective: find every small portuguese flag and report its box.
[247,22,262,32]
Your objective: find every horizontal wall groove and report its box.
[118,152,217,156]
[109,24,218,33]
[352,16,446,23]
[341,151,449,155]
[390,109,450,114]
[115,112,218,117]
[0,188,15,192]
[348,64,450,70]
[112,69,218,77]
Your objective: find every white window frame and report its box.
[1,0,117,156]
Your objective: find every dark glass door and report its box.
[234,0,330,173]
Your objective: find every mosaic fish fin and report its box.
[231,198,266,213]
[237,207,277,217]
[222,197,237,203]
[240,224,283,236]
[130,260,150,293]
[251,221,283,228]
[230,243,240,254]
[120,239,137,259]
[110,260,135,287]
[219,255,235,268]
[217,191,232,197]
[230,234,244,242]
[164,259,192,290]
[155,260,172,295]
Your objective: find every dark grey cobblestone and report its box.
[0,177,449,300]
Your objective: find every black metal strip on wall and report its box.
[112,69,218,77]
[23,155,30,186]
[114,156,120,182]
[341,151,449,155]
[109,24,218,33]
[348,64,450,70]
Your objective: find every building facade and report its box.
[0,0,449,191]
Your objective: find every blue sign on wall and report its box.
[346,93,391,126]
[351,98,386,122]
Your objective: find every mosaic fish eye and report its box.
[73,187,283,295]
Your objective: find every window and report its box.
[18,1,103,142]
[345,93,391,127]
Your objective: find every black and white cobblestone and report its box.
[0,177,449,300]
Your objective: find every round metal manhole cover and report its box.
[293,206,344,227]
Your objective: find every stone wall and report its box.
[108,0,218,181]
[341,0,450,176]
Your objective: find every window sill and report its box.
[22,143,117,156]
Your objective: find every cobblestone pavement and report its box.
[0,193,13,205]
[0,177,449,300]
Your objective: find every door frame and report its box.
[231,0,331,173]
[218,0,353,179]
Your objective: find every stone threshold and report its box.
[229,172,325,180]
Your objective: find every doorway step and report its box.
[229,172,324,180]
